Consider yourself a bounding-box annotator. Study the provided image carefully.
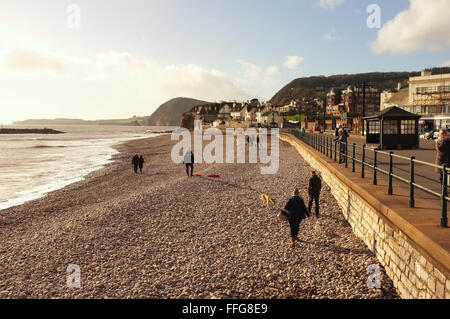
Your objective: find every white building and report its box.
[408,70,450,130]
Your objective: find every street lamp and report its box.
[361,81,366,136]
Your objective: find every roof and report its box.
[364,106,422,120]
[386,88,409,106]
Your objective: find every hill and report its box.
[269,67,450,106]
[146,97,210,126]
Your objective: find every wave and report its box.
[0,133,162,211]
[32,145,66,149]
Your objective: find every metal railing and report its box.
[288,130,448,228]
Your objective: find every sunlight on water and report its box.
[0,125,175,210]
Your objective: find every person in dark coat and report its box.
[283,188,310,247]
[138,155,145,174]
[308,171,322,217]
[132,154,140,174]
[184,150,195,177]
[435,129,450,183]
[335,129,347,164]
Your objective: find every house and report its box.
[341,85,380,115]
[326,88,341,107]
[256,106,273,124]
[230,102,243,120]
[267,110,283,127]
[243,105,257,123]
[192,103,221,123]
[218,102,232,121]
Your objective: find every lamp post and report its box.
[361,81,366,136]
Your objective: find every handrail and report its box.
[287,130,448,227]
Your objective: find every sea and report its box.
[0,124,176,210]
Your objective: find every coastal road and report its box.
[0,134,398,299]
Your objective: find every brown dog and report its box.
[257,186,276,208]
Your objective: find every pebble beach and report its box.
[0,134,398,299]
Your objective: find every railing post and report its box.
[345,142,348,168]
[331,138,334,159]
[388,152,394,195]
[334,141,337,162]
[361,144,366,179]
[321,135,324,154]
[409,156,415,208]
[330,138,333,159]
[352,144,356,173]
[441,165,448,228]
[322,136,324,154]
[373,149,378,185]
[326,137,329,157]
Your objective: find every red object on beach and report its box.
[207,174,220,178]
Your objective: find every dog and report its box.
[257,186,276,208]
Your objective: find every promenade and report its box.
[283,131,450,298]
[322,131,444,211]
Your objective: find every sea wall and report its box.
[280,133,450,299]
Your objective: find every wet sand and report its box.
[0,134,398,299]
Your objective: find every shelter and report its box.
[363,106,422,150]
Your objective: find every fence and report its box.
[288,130,448,228]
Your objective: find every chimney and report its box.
[421,70,432,77]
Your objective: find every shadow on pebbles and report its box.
[0,135,399,299]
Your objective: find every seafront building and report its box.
[382,70,450,130]
[185,70,450,132]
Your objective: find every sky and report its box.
[1,0,450,124]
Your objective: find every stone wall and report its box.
[280,133,450,299]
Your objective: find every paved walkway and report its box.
[316,132,445,212]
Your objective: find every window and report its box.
[383,120,398,134]
[368,121,380,134]
[401,120,416,135]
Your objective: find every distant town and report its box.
[181,69,450,135]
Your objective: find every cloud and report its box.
[1,46,66,74]
[235,60,282,101]
[321,28,342,41]
[441,60,450,67]
[372,0,450,55]
[238,60,280,78]
[238,60,262,79]
[265,65,279,76]
[0,45,251,121]
[283,56,304,69]
[316,0,345,9]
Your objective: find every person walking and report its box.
[138,155,145,174]
[184,150,195,177]
[132,154,140,174]
[435,129,450,183]
[335,128,347,164]
[308,171,322,218]
[283,188,310,247]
